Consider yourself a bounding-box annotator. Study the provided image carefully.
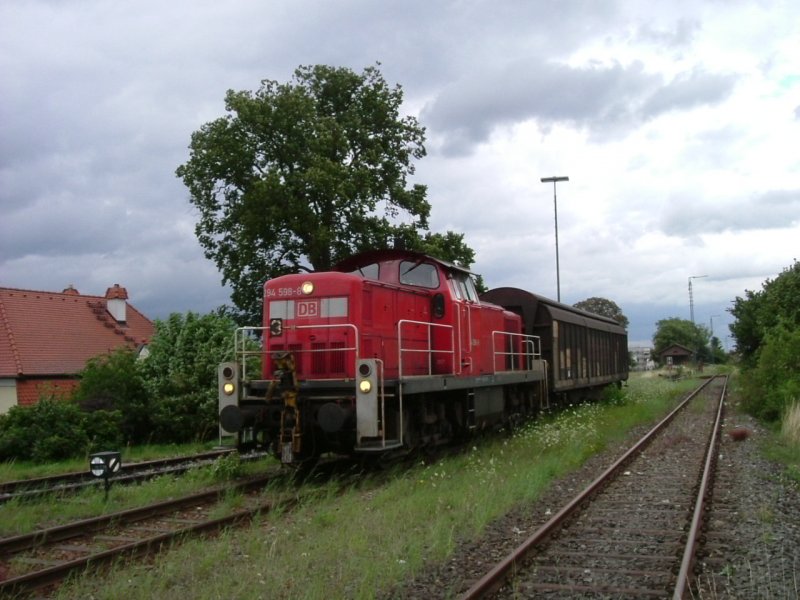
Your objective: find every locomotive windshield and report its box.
[450,272,479,302]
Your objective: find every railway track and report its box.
[0,473,287,596]
[460,375,727,599]
[0,449,261,504]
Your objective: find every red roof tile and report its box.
[0,286,154,377]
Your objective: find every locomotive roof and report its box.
[333,248,475,276]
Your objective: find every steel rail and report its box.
[0,449,236,495]
[459,376,716,599]
[0,494,295,597]
[673,374,727,599]
[0,474,273,556]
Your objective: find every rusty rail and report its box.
[673,374,727,599]
[460,376,723,599]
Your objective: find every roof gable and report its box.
[658,343,694,357]
[0,286,154,377]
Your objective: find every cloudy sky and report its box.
[2,0,798,347]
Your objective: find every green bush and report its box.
[0,397,89,462]
[140,312,239,443]
[73,348,151,444]
[742,323,800,421]
[600,383,628,406]
[84,409,125,452]
[149,393,217,443]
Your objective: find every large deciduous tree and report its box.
[177,64,433,324]
[573,297,629,329]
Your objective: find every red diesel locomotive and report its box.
[218,248,627,464]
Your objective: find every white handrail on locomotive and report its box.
[233,324,541,383]
[397,319,457,380]
[490,330,542,372]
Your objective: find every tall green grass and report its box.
[53,375,695,600]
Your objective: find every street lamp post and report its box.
[540,176,569,302]
[688,275,708,325]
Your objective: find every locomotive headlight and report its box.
[223,382,235,396]
[301,281,314,295]
[358,379,372,394]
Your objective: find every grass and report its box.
[761,400,800,485]
[47,374,699,600]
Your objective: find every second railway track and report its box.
[461,375,727,599]
[0,473,286,596]
[0,449,268,504]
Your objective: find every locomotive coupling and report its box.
[269,352,303,463]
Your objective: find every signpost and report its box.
[89,451,121,500]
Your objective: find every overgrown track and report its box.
[0,449,256,504]
[461,375,727,599]
[0,473,285,597]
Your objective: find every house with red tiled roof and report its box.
[0,284,154,413]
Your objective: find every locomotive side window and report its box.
[399,260,440,288]
[451,272,478,302]
[349,262,380,279]
[449,276,463,300]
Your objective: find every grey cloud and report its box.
[661,189,800,236]
[423,60,738,154]
[635,18,700,48]
[641,67,737,118]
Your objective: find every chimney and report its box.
[105,284,128,323]
[63,284,80,295]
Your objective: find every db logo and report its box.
[296,300,319,318]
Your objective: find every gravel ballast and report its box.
[385,387,800,599]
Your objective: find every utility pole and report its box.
[688,275,708,324]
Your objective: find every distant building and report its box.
[0,284,153,413]
[629,346,654,371]
[658,343,693,367]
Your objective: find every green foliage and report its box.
[730,260,800,366]
[709,335,727,364]
[600,383,628,406]
[208,453,244,481]
[741,323,800,421]
[84,409,125,451]
[176,64,440,324]
[729,260,800,422]
[0,398,82,462]
[1,311,239,462]
[140,312,238,443]
[573,297,629,329]
[652,317,710,362]
[72,348,150,444]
